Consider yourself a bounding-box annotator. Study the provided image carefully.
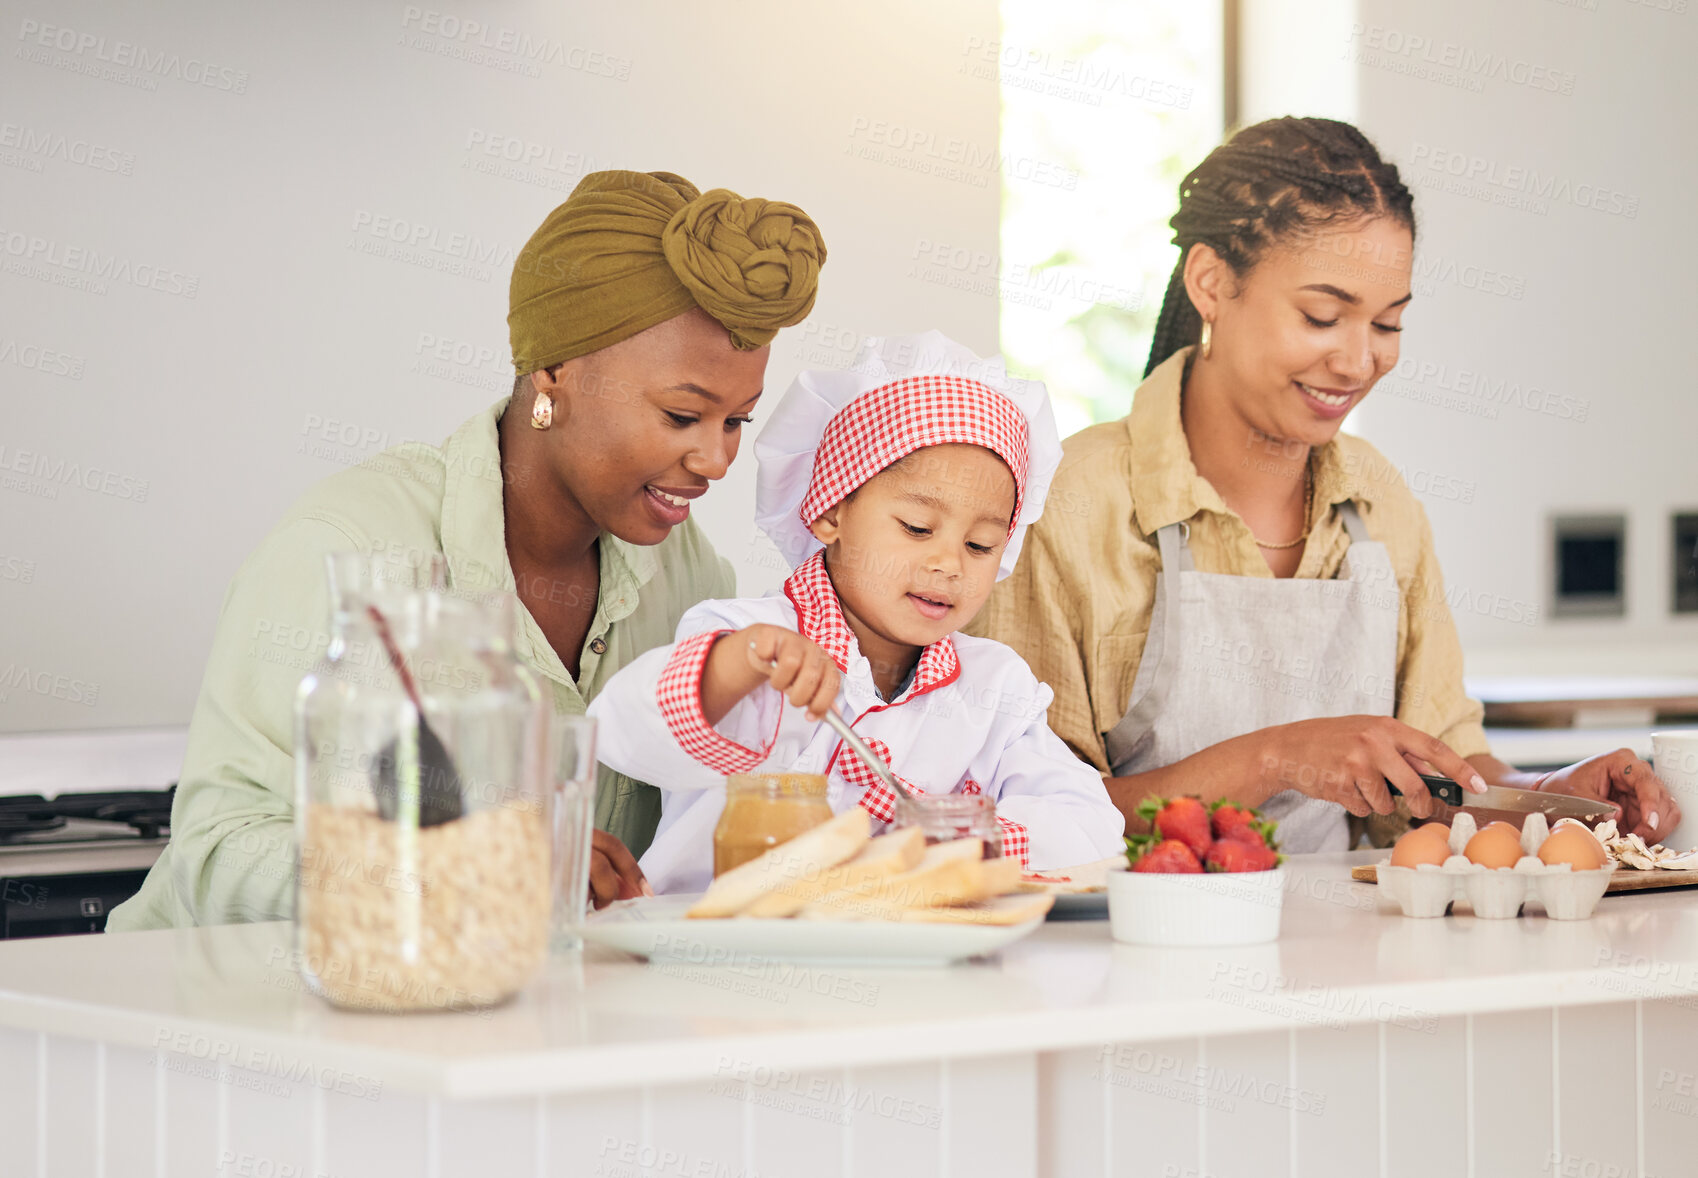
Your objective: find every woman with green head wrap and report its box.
[107,170,827,930]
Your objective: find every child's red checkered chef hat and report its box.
[753,331,1062,581]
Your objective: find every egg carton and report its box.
[1376,812,1616,920]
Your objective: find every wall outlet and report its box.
[1675,512,1698,614]
[1551,514,1626,619]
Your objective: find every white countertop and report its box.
[4,852,1698,1100]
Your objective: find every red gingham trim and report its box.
[836,734,928,825]
[655,630,780,775]
[782,550,960,702]
[960,778,1031,866]
[995,816,1031,866]
[797,375,1031,540]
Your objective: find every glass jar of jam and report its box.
[894,794,1003,859]
[713,773,834,876]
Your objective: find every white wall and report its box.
[0,0,1001,733]
[1243,0,1698,676]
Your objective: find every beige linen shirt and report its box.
[107,400,734,931]
[968,347,1489,776]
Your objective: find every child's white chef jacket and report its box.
[588,551,1126,896]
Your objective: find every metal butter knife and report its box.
[753,647,919,805]
[820,708,920,804]
[1387,774,1618,823]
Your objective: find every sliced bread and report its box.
[798,841,1022,920]
[740,827,926,918]
[687,806,871,919]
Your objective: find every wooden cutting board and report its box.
[1352,863,1698,893]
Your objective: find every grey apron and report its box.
[1104,502,1399,852]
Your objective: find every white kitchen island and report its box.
[3,852,1697,1178]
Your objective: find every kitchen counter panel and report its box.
[4,853,1698,1177]
[1,853,1696,1098]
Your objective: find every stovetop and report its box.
[0,787,176,936]
[0,788,174,848]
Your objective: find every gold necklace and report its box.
[1253,461,1314,550]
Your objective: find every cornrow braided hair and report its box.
[1144,117,1416,377]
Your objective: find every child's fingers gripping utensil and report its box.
[751,639,918,804]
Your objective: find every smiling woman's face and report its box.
[1192,215,1414,447]
[534,307,770,546]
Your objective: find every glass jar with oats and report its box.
[293,552,552,1013]
[713,773,835,876]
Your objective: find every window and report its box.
[999,0,1226,435]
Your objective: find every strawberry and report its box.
[1209,802,1256,840]
[1137,796,1213,860]
[1222,819,1280,850]
[1223,824,1267,849]
[1205,837,1279,873]
[1127,837,1204,873]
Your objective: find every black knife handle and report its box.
[1385,774,1465,807]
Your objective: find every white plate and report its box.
[583,895,1045,967]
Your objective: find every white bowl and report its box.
[1107,866,1285,946]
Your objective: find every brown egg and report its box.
[1464,825,1523,870]
[1538,825,1607,871]
[1391,824,1452,867]
[1481,821,1520,835]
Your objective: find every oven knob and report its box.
[79,898,103,918]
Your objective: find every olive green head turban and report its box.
[508,170,827,374]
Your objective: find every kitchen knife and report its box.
[1386,774,1618,823]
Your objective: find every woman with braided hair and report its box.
[972,117,1677,851]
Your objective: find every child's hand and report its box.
[741,623,842,721]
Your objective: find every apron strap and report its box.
[1157,518,1194,572]
[1103,519,1190,770]
[1338,500,1372,545]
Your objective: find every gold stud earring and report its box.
[530,390,554,430]
[1200,319,1213,361]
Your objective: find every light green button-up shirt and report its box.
[107,400,734,931]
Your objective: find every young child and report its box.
[588,331,1126,895]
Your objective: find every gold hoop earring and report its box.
[1200,320,1213,361]
[529,390,554,430]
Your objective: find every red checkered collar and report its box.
[781,550,960,703]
